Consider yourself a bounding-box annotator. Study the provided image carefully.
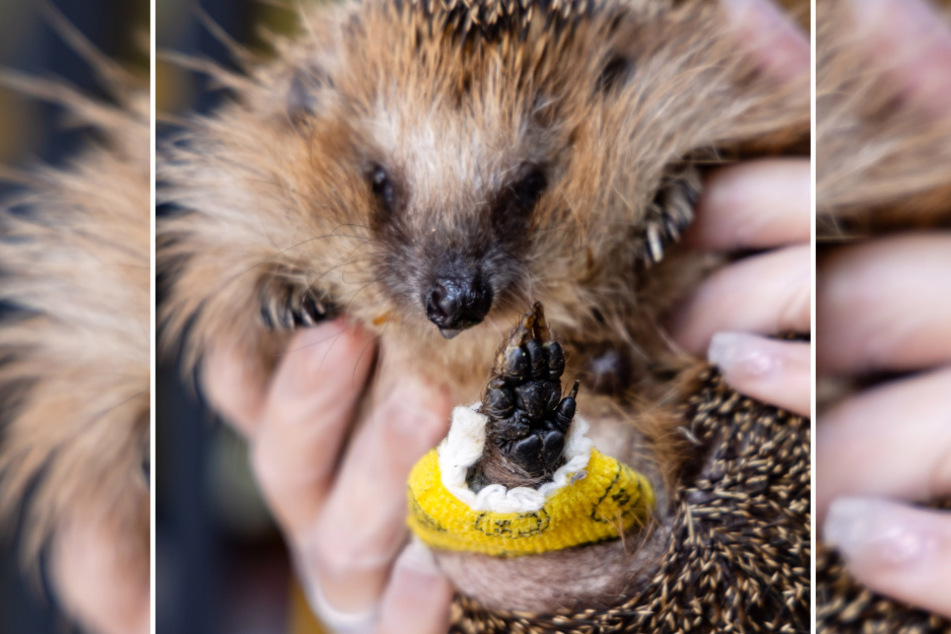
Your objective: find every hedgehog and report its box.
[158,0,810,629]
[817,1,951,631]
[0,20,150,634]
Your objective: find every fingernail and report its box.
[824,498,938,567]
[708,332,778,378]
[396,540,442,577]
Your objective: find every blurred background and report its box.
[156,2,326,633]
[0,0,147,632]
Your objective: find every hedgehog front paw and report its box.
[478,303,579,482]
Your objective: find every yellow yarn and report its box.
[407,448,654,556]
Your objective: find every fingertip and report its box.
[686,160,810,251]
[51,520,150,634]
[669,246,810,355]
[378,541,453,634]
[823,498,933,567]
[817,236,951,375]
[723,0,809,82]
[823,497,951,618]
[201,340,267,435]
[846,0,951,114]
[708,332,811,417]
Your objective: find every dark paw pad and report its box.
[481,303,579,479]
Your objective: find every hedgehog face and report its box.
[269,2,648,340]
[159,0,806,379]
[355,97,561,338]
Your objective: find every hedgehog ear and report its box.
[596,55,633,95]
[286,66,329,130]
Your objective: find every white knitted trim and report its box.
[436,404,593,514]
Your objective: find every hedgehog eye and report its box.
[369,164,397,213]
[596,55,632,95]
[510,167,548,212]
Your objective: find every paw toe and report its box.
[540,430,565,467]
[544,341,565,380]
[510,434,544,473]
[513,380,560,420]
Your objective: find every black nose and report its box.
[424,275,493,339]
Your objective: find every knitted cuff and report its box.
[407,405,654,557]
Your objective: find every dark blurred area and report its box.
[156,2,320,634]
[0,1,146,632]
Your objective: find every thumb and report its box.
[376,541,453,634]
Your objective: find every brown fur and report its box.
[159,0,807,617]
[817,0,951,237]
[0,74,149,587]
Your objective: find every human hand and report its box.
[668,158,810,417]
[667,0,810,417]
[817,235,951,619]
[51,517,149,634]
[202,320,454,633]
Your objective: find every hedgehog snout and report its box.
[423,268,493,339]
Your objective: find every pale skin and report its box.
[815,0,951,619]
[818,237,951,618]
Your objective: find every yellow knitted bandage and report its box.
[407,447,654,557]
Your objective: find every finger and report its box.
[685,159,810,251]
[823,497,951,619]
[51,519,149,634]
[817,235,951,375]
[376,541,453,634]
[251,320,377,539]
[708,332,810,417]
[816,367,951,524]
[202,339,269,436]
[723,0,809,82]
[669,244,810,355]
[848,0,951,116]
[304,354,450,614]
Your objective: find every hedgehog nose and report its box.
[425,275,493,339]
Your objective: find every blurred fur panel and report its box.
[0,66,149,582]
[817,0,951,236]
